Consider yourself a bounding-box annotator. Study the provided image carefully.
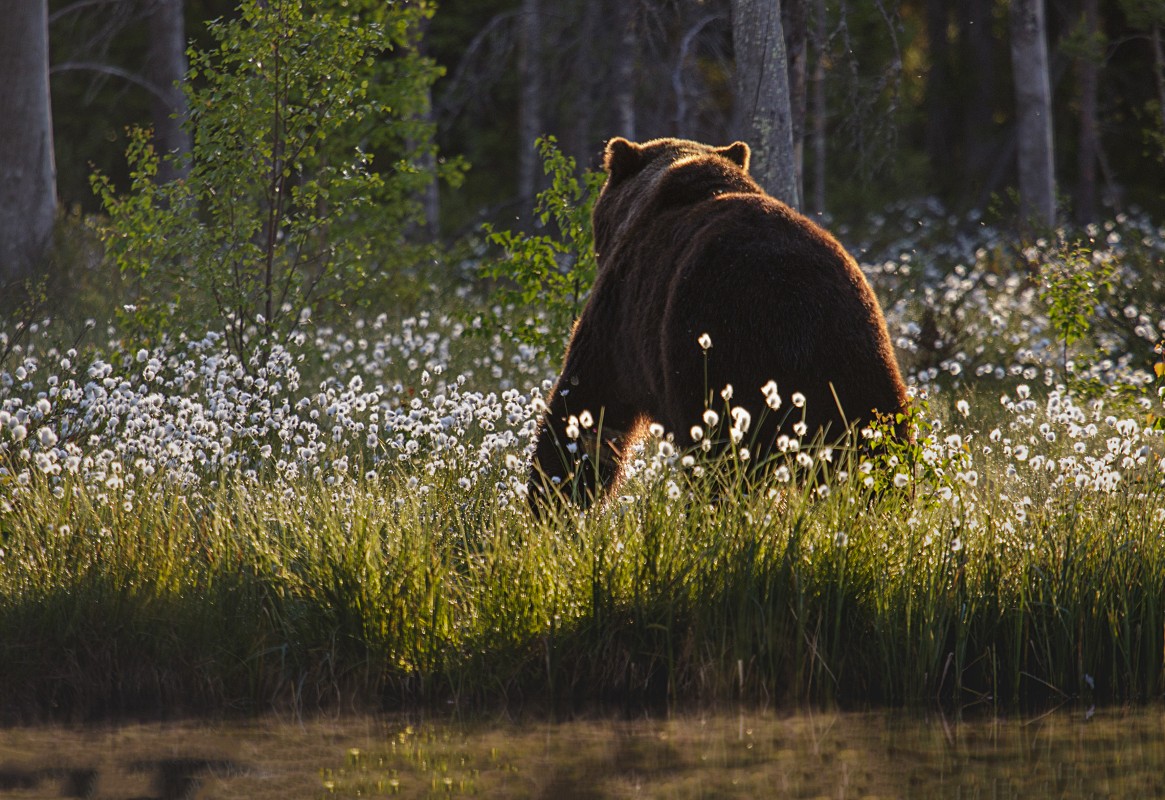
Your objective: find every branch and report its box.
[48,0,131,25]
[435,10,518,121]
[672,13,725,130]
[50,61,171,105]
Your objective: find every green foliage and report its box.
[476,136,605,363]
[92,0,457,361]
[1117,0,1165,31]
[1030,241,1116,374]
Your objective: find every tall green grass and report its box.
[2,429,1161,721]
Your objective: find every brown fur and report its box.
[529,137,908,508]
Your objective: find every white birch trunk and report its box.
[731,0,800,207]
[1010,0,1056,229]
[0,0,57,282]
[147,0,192,183]
[517,0,543,217]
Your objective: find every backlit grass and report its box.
[2,211,1164,719]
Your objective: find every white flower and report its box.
[956,399,970,417]
[648,422,665,438]
[690,425,704,442]
[793,421,808,437]
[730,406,751,433]
[578,410,594,429]
[698,333,713,350]
[37,427,58,448]
[761,380,781,410]
[667,481,682,500]
[565,416,581,439]
[791,392,806,408]
[703,409,719,428]
[720,384,734,402]
[893,472,910,488]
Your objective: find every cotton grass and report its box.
[2,211,1165,718]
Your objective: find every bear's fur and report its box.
[529,136,908,507]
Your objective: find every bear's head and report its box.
[593,137,756,260]
[603,137,751,183]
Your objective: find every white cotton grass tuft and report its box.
[2,214,1165,539]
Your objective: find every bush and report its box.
[92,0,460,363]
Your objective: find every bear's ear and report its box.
[603,137,645,181]
[716,141,751,172]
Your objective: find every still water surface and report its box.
[0,707,1163,798]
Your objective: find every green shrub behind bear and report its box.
[92,0,457,363]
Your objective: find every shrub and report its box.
[92,0,459,363]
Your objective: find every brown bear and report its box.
[528,136,908,508]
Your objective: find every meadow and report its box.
[1,206,1164,721]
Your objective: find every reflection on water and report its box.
[0,708,1163,798]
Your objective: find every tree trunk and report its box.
[731,0,800,207]
[517,0,543,218]
[783,0,808,204]
[810,0,827,216]
[924,0,954,193]
[413,11,440,238]
[1009,0,1056,229]
[568,0,601,164]
[0,0,56,283]
[613,0,638,140]
[961,0,995,194]
[146,0,191,183]
[1075,0,1100,224]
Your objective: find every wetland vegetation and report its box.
[2,0,1165,730]
[3,207,1165,720]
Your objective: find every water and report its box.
[1,708,1163,798]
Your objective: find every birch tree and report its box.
[518,0,543,217]
[1010,0,1056,228]
[1075,0,1102,223]
[0,0,57,283]
[146,0,192,183]
[810,0,827,215]
[731,0,801,207]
